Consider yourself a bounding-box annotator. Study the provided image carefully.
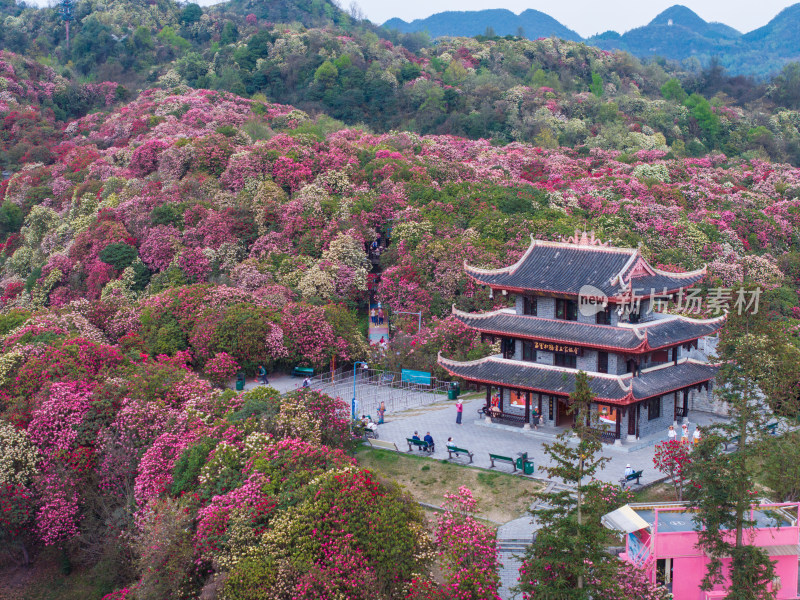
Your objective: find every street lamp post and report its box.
[351,361,368,431]
[394,310,422,333]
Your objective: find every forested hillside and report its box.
[3,2,800,599]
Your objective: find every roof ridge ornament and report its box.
[566,229,609,247]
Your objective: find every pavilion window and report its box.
[647,397,661,420]
[598,351,608,374]
[523,295,538,316]
[502,338,515,359]
[554,352,576,369]
[595,307,612,325]
[522,340,536,362]
[556,298,578,321]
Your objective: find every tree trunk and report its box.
[577,454,584,589]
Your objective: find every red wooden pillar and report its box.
[524,391,530,424]
[485,385,491,410]
[499,387,504,412]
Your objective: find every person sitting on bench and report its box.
[423,432,435,452]
[361,415,377,434]
[412,431,421,442]
[624,464,635,478]
[446,437,458,457]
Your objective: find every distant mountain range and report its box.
[383,4,800,76]
[383,8,581,42]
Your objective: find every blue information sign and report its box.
[401,369,431,385]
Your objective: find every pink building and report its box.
[603,502,800,599]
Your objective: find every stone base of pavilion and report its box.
[473,410,729,453]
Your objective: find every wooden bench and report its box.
[407,438,431,453]
[619,470,643,489]
[446,445,474,463]
[292,366,314,378]
[489,453,517,472]
[764,422,779,435]
[367,439,399,452]
[722,435,740,451]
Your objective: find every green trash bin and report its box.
[516,452,534,475]
[235,371,246,391]
[447,381,460,400]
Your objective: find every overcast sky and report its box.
[191,0,795,38]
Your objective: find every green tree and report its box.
[686,308,795,600]
[220,22,239,45]
[661,78,687,103]
[589,71,603,98]
[517,371,628,598]
[761,432,800,501]
[770,62,800,109]
[443,60,467,86]
[314,60,339,88]
[98,242,138,271]
[684,93,721,146]
[0,201,23,239]
[180,3,202,24]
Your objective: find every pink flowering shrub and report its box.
[130,140,172,176]
[433,487,502,600]
[281,302,347,368]
[193,473,276,559]
[202,352,240,387]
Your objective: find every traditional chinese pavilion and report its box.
[603,502,800,599]
[438,231,723,443]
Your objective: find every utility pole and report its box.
[60,0,74,53]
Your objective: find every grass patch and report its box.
[355,447,543,523]
[633,481,679,503]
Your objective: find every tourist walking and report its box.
[681,423,689,444]
[667,424,676,440]
[531,406,540,430]
[370,308,377,325]
[378,308,384,325]
[455,398,463,424]
[258,364,269,385]
[693,426,701,445]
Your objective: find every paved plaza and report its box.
[374,394,724,486]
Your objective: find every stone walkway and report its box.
[368,301,389,344]
[231,372,307,395]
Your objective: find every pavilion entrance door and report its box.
[556,398,574,428]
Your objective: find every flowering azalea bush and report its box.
[202,352,240,387]
[653,439,693,501]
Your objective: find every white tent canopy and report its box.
[601,505,650,534]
